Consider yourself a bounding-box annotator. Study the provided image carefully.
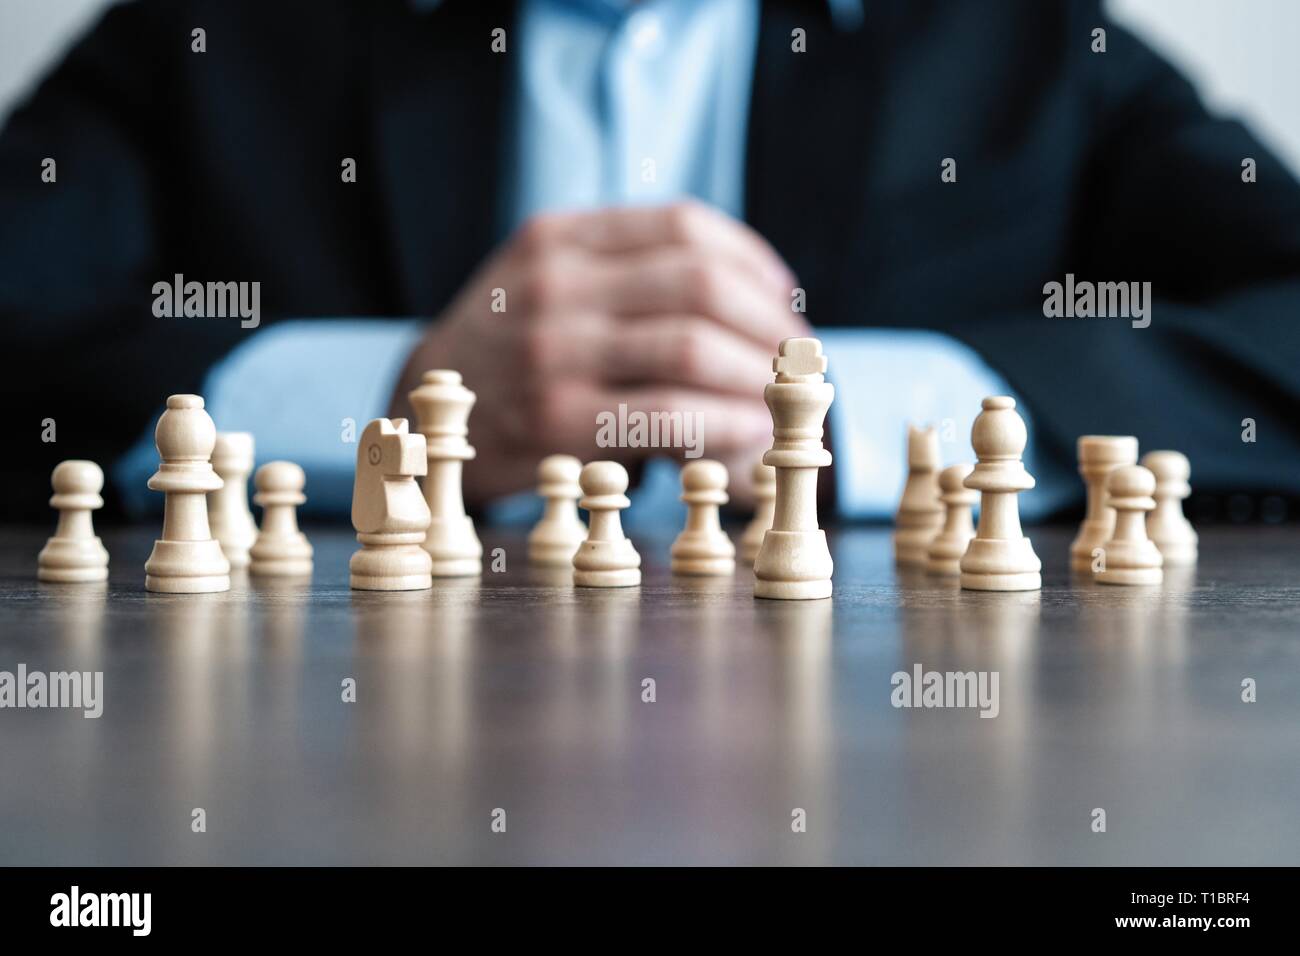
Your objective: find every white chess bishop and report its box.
[753,337,834,600]
[143,395,232,593]
[409,369,482,576]
[959,396,1041,591]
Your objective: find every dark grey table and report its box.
[1,523,1296,865]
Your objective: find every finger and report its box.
[591,248,809,347]
[593,316,775,397]
[588,386,773,462]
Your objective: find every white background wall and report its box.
[0,0,1297,173]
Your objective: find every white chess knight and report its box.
[208,431,258,570]
[959,396,1041,591]
[753,337,834,600]
[37,460,110,583]
[527,454,586,567]
[409,370,483,576]
[1140,450,1198,566]
[894,424,944,566]
[144,394,232,593]
[349,418,433,591]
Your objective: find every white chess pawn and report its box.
[349,418,433,591]
[894,424,944,566]
[1140,450,1198,566]
[249,461,313,577]
[754,337,834,600]
[959,396,1041,591]
[409,370,483,576]
[1069,435,1138,572]
[1096,465,1164,585]
[208,431,257,570]
[37,460,110,583]
[926,463,977,576]
[144,395,232,593]
[739,462,775,566]
[527,454,586,567]
[671,460,736,576]
[573,461,641,587]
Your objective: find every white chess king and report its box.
[753,337,834,600]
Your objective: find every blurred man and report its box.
[1,0,1298,522]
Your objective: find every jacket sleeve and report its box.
[0,1,246,518]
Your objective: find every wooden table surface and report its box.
[1,523,1297,865]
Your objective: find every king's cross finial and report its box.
[773,337,827,381]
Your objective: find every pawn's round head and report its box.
[52,459,104,495]
[751,462,776,487]
[938,462,974,493]
[155,394,217,462]
[970,395,1026,461]
[1140,450,1190,483]
[538,454,582,486]
[1108,464,1156,499]
[255,460,306,493]
[580,460,628,497]
[681,459,728,493]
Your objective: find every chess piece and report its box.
[349,418,433,591]
[144,395,232,593]
[573,461,641,587]
[754,337,834,600]
[207,431,257,570]
[249,461,313,577]
[959,396,1041,591]
[894,424,944,566]
[409,370,482,576]
[739,462,776,565]
[527,454,586,567]
[1069,435,1138,572]
[1141,450,1198,566]
[37,460,109,583]
[671,459,736,575]
[926,463,977,576]
[1095,465,1164,585]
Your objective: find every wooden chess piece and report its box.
[409,370,482,576]
[1096,464,1164,585]
[739,462,775,566]
[527,454,586,567]
[37,460,110,583]
[1069,435,1138,572]
[754,337,834,600]
[1141,450,1198,566]
[250,461,313,577]
[573,461,641,587]
[926,463,977,576]
[144,395,231,593]
[671,459,736,575]
[208,431,257,570]
[959,396,1041,591]
[894,424,944,566]
[349,418,433,591]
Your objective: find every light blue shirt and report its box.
[115,0,1068,523]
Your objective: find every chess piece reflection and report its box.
[671,460,736,575]
[1140,450,1198,566]
[527,454,586,568]
[38,460,110,583]
[208,431,257,570]
[144,395,231,593]
[409,370,483,576]
[894,424,944,566]
[249,461,313,577]
[349,418,433,591]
